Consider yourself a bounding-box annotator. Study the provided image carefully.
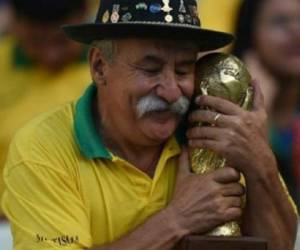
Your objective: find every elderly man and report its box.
[1,0,298,249]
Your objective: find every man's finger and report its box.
[213,167,241,184]
[222,183,245,197]
[188,110,232,128]
[195,95,242,116]
[177,148,192,180]
[251,80,265,111]
[186,126,226,141]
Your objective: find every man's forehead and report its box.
[120,38,197,53]
[117,38,198,59]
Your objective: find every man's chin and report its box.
[142,112,179,142]
[142,110,181,124]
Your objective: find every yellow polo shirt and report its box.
[2,84,297,249]
[2,84,180,249]
[0,37,90,216]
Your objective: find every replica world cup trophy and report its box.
[192,52,252,237]
[175,53,268,250]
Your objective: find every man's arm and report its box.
[242,159,298,250]
[90,208,184,250]
[187,81,298,250]
[239,84,298,250]
[91,150,244,250]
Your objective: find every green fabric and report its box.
[269,123,293,169]
[79,46,89,63]
[74,84,112,159]
[13,43,34,68]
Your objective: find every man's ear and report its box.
[89,48,108,86]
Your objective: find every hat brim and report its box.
[62,23,234,51]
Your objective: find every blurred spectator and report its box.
[0,0,11,34]
[0,0,91,218]
[232,0,300,210]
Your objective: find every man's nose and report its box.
[155,72,182,103]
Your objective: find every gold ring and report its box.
[213,113,221,125]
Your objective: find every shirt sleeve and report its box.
[2,131,93,249]
[240,173,298,216]
[278,174,299,216]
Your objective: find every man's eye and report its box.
[143,68,161,74]
[176,65,194,76]
[176,70,188,76]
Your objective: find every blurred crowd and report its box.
[0,0,91,219]
[0,0,299,249]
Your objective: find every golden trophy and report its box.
[175,53,268,250]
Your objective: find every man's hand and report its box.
[166,149,244,235]
[88,149,245,250]
[186,81,276,180]
[184,81,297,250]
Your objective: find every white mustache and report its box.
[136,94,190,118]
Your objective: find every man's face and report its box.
[12,15,85,71]
[95,38,198,146]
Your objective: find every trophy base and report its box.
[174,236,268,250]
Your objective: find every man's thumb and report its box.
[177,147,191,179]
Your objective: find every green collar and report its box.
[74,84,187,159]
[13,42,88,69]
[74,84,112,159]
[13,43,34,68]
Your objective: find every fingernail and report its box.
[195,96,202,104]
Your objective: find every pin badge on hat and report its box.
[149,3,161,13]
[102,10,110,23]
[178,14,185,23]
[179,0,186,13]
[161,0,173,23]
[136,2,148,10]
[111,4,120,23]
[185,14,192,23]
[165,14,173,22]
[161,0,173,12]
[121,12,132,22]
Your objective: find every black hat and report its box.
[63,0,234,51]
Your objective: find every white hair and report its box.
[91,40,118,63]
[136,94,190,118]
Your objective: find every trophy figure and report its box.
[175,53,268,250]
